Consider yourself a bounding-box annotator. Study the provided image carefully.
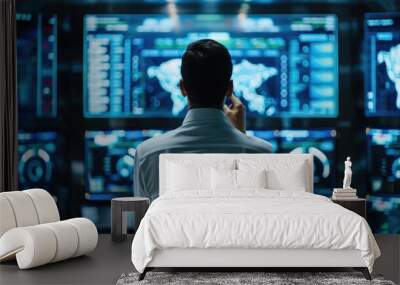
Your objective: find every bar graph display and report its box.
[16,13,57,118]
[83,14,338,118]
[85,130,164,200]
[365,13,400,116]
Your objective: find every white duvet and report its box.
[131,190,380,273]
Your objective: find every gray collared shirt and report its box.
[133,108,273,200]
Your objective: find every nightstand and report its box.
[331,198,366,219]
[111,197,150,242]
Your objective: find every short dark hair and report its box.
[181,39,233,107]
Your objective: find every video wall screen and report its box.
[368,196,400,234]
[367,128,400,194]
[81,205,136,231]
[247,129,336,196]
[246,130,279,152]
[18,132,57,191]
[81,205,111,231]
[16,13,57,118]
[83,14,338,118]
[85,130,164,200]
[365,13,400,116]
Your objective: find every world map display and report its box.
[232,60,278,115]
[377,43,400,110]
[147,58,185,116]
[147,58,278,116]
[84,14,338,118]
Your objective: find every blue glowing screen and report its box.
[18,132,57,191]
[81,205,110,231]
[81,205,136,231]
[84,14,338,118]
[246,130,279,152]
[367,129,400,194]
[85,130,164,200]
[16,14,57,118]
[368,195,400,234]
[365,13,400,116]
[367,129,400,234]
[247,129,336,196]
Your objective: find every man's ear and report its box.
[180,80,188,97]
[225,80,233,98]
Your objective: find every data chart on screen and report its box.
[84,130,164,200]
[365,13,400,116]
[84,14,338,118]
[17,14,57,118]
[18,132,57,191]
[367,129,400,194]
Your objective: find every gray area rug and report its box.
[116,272,396,285]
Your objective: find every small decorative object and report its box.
[343,157,353,189]
[332,157,358,200]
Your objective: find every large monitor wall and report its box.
[16,13,57,118]
[364,13,400,117]
[85,129,164,200]
[16,0,400,233]
[83,14,338,118]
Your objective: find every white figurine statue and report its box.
[343,157,353,189]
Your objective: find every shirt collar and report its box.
[182,108,232,126]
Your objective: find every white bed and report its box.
[131,154,380,281]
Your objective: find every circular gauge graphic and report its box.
[116,154,135,180]
[290,146,330,181]
[392,157,400,179]
[19,148,52,186]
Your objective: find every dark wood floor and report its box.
[1,234,398,285]
[0,235,134,285]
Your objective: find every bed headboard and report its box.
[159,153,314,195]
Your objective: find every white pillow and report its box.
[211,168,236,190]
[167,160,235,192]
[238,159,309,192]
[167,163,209,191]
[237,169,267,189]
[211,169,267,190]
[265,165,307,191]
